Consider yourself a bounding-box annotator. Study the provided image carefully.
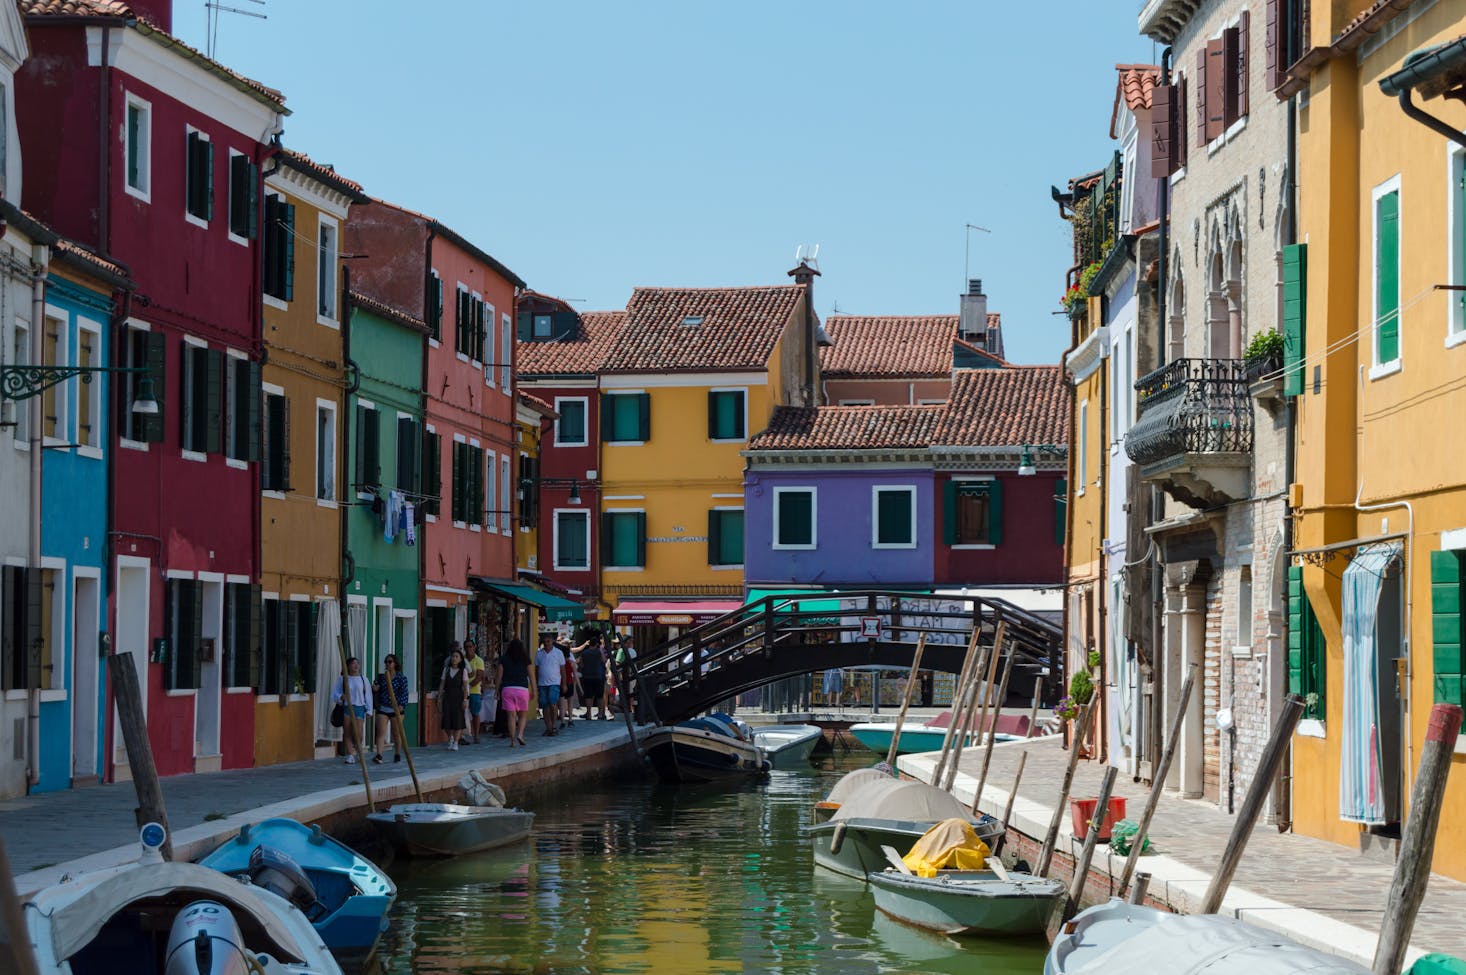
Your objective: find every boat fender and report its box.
[163,900,249,975]
[830,821,848,855]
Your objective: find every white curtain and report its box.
[454,604,468,643]
[1339,542,1400,824]
[314,599,344,743]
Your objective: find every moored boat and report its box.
[849,721,1021,755]
[366,803,535,857]
[751,724,823,768]
[198,817,395,964]
[643,712,771,784]
[870,867,1066,936]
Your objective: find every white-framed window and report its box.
[317,215,339,326]
[1078,399,1089,493]
[554,397,588,447]
[500,311,512,390]
[184,125,212,226]
[707,387,747,441]
[773,486,817,550]
[1450,144,1466,347]
[871,485,917,549]
[482,299,494,379]
[124,92,152,202]
[1371,175,1402,377]
[486,449,498,533]
[500,455,511,532]
[554,509,591,571]
[10,318,28,442]
[315,399,337,504]
[41,308,67,445]
[179,336,211,459]
[224,351,251,465]
[76,317,102,451]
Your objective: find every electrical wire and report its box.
[1256,283,1442,384]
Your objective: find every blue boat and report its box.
[198,817,396,964]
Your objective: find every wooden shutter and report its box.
[1,566,20,690]
[1176,75,1188,169]
[636,393,651,442]
[1265,0,1282,91]
[475,447,486,526]
[986,479,1004,546]
[203,138,214,220]
[279,395,292,491]
[180,344,196,449]
[634,512,647,567]
[1287,565,1303,697]
[229,155,247,237]
[1206,39,1227,141]
[601,512,615,565]
[396,416,415,493]
[1196,47,1209,148]
[707,391,719,439]
[708,510,721,566]
[424,431,440,517]
[1282,244,1307,396]
[1235,12,1250,119]
[246,360,262,462]
[187,132,202,215]
[942,481,958,545]
[282,203,296,301]
[246,162,259,240]
[450,441,462,521]
[364,407,380,487]
[1376,191,1401,364]
[142,331,167,443]
[600,394,611,441]
[204,349,224,454]
[1055,478,1068,546]
[1150,83,1173,179]
[187,580,202,689]
[262,197,279,295]
[1432,551,1465,707]
[248,583,262,691]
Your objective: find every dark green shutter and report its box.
[708,510,721,566]
[1055,478,1068,545]
[246,361,261,462]
[707,391,718,439]
[424,431,440,517]
[1282,244,1307,396]
[451,442,464,522]
[142,331,166,443]
[262,196,279,295]
[203,138,214,220]
[23,569,41,689]
[474,447,486,525]
[279,395,292,491]
[301,602,318,694]
[228,155,245,236]
[637,393,651,441]
[248,583,262,691]
[1376,190,1400,364]
[942,481,958,545]
[187,580,202,689]
[282,203,296,301]
[1431,551,1464,707]
[364,408,380,487]
[204,349,224,454]
[246,162,259,239]
[779,491,812,546]
[634,512,647,567]
[987,479,1004,545]
[126,106,140,188]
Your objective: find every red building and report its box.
[17,0,286,775]
[515,293,627,616]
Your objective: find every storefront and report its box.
[611,600,742,656]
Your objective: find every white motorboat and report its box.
[751,724,823,768]
[643,713,771,784]
[366,803,535,857]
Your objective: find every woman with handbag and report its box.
[330,656,372,765]
[371,654,409,765]
[438,647,469,751]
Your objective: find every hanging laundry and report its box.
[403,502,417,546]
[384,490,404,543]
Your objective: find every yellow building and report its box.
[1289,2,1466,876]
[598,267,821,644]
[256,151,365,765]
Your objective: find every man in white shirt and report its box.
[534,629,566,736]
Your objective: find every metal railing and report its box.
[1125,358,1254,467]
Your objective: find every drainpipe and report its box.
[1393,90,1466,151]
[26,242,50,788]
[99,25,112,256]
[1157,47,1172,357]
[1277,85,1299,832]
[339,268,354,679]
[102,286,133,782]
[1096,295,1109,763]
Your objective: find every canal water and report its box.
[374,753,1049,974]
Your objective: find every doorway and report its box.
[194,578,224,762]
[1374,564,1405,829]
[71,572,100,782]
[113,559,151,773]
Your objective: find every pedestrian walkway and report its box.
[0,718,635,896]
[900,736,1466,965]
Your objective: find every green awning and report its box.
[745,588,843,626]
[470,579,585,622]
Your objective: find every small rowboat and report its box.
[751,724,823,768]
[869,867,1066,936]
[366,803,535,858]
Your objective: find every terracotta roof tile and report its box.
[600,285,804,373]
[278,149,365,198]
[516,311,627,377]
[53,237,129,282]
[347,291,428,335]
[933,367,1069,447]
[820,315,957,378]
[1112,64,1162,138]
[519,392,557,416]
[748,405,944,452]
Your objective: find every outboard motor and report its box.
[246,844,319,916]
[164,900,249,975]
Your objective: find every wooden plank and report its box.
[998,750,1028,828]
[933,627,984,785]
[882,845,914,876]
[111,651,172,861]
[973,624,1015,806]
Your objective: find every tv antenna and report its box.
[964,223,991,288]
[794,243,820,272]
[204,0,266,59]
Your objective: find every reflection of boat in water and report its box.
[869,867,1065,936]
[869,910,1049,973]
[751,724,823,768]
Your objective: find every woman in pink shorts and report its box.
[496,638,532,746]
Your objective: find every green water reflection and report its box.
[376,754,1049,974]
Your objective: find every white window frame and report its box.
[949,474,998,550]
[41,305,69,448]
[1448,142,1466,349]
[75,314,104,457]
[393,608,419,704]
[316,214,340,328]
[11,316,29,448]
[500,454,511,532]
[500,311,512,391]
[553,508,591,572]
[708,386,748,443]
[772,486,818,551]
[261,190,288,312]
[223,348,249,470]
[261,381,287,500]
[226,147,250,248]
[554,396,589,447]
[485,448,498,534]
[315,398,337,507]
[355,399,378,502]
[1370,174,1404,379]
[124,92,152,203]
[871,485,918,550]
[484,300,498,385]
[1078,399,1089,495]
[603,507,646,572]
[180,335,209,463]
[183,124,210,229]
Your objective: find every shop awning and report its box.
[612,600,740,626]
[469,579,585,622]
[745,588,843,625]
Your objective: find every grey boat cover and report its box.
[822,768,893,808]
[830,778,971,824]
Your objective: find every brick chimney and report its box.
[128,0,173,32]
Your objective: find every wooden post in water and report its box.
[1037,698,1096,878]
[934,628,983,784]
[885,633,929,766]
[943,637,995,792]
[1025,683,1042,737]
[111,651,172,861]
[1064,765,1118,921]
[995,749,1028,824]
[335,632,375,813]
[1117,664,1198,896]
[1199,693,1305,914]
[0,838,39,975]
[973,624,1015,805]
[1372,703,1464,975]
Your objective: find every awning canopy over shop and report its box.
[612,600,741,627]
[744,588,844,626]
[470,579,585,622]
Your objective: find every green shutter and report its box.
[601,512,615,564]
[204,349,224,454]
[246,162,259,240]
[725,510,744,565]
[876,489,912,545]
[142,331,167,443]
[1282,244,1307,397]
[282,203,296,301]
[246,360,261,462]
[707,391,718,439]
[1431,550,1464,707]
[987,479,1004,546]
[1376,190,1400,364]
[942,480,957,545]
[126,106,140,187]
[1288,565,1327,720]
[203,138,214,220]
[365,408,380,487]
[637,393,651,441]
[1055,477,1068,545]
[1287,565,1304,697]
[634,512,647,567]
[450,442,463,522]
[708,509,721,565]
[779,491,813,546]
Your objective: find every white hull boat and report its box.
[869,868,1065,936]
[366,802,535,857]
[751,724,823,768]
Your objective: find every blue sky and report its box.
[176,1,1155,365]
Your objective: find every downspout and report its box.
[420,230,435,697]
[1147,46,1173,777]
[1060,372,1078,710]
[1095,295,1109,763]
[339,268,354,665]
[103,286,133,782]
[1157,47,1172,356]
[1394,90,1466,151]
[1278,85,1298,831]
[26,242,50,788]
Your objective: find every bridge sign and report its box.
[860,617,883,639]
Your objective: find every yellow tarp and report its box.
[901,817,991,878]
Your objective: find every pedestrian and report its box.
[371,654,409,764]
[534,627,565,736]
[497,637,531,747]
[559,638,580,728]
[464,639,486,744]
[578,632,609,720]
[331,656,372,765]
[614,636,639,719]
[438,647,468,750]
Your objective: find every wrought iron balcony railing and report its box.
[1125,358,1253,467]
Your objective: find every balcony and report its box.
[1125,358,1254,508]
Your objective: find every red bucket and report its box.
[1069,797,1127,842]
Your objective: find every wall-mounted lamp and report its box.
[520,476,582,504]
[1,364,157,414]
[1017,444,1066,477]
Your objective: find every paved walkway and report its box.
[0,717,635,893]
[900,735,1466,965]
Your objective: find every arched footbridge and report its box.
[625,590,1063,724]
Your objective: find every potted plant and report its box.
[1243,328,1284,383]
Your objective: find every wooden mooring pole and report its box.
[335,632,375,813]
[1037,698,1096,878]
[1372,703,1463,975]
[1128,871,1151,906]
[111,651,172,861]
[1117,664,1198,896]
[934,628,983,785]
[0,838,39,975]
[972,624,1014,806]
[945,630,1002,793]
[1199,693,1305,914]
[885,633,929,766]
[1064,765,1119,921]
[995,749,1028,824]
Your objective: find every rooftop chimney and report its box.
[788,256,822,406]
[959,278,988,342]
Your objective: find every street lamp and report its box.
[1017,444,1065,476]
[1,364,157,416]
[520,475,582,504]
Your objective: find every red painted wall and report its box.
[528,383,601,597]
[935,472,1065,586]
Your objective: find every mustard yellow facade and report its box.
[1292,0,1466,878]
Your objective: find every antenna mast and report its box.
[204,0,267,59]
[964,222,991,289]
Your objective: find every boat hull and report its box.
[849,724,1016,755]
[643,726,769,784]
[751,725,823,769]
[808,816,1006,881]
[366,804,535,858]
[869,869,1065,936]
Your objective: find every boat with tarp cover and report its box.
[643,712,770,784]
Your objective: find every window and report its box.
[77,321,101,448]
[1,566,36,690]
[1282,243,1307,395]
[1431,551,1465,709]
[354,403,380,494]
[773,487,816,549]
[118,323,164,444]
[227,151,258,241]
[181,343,223,456]
[261,598,316,696]
[261,390,289,492]
[603,511,646,568]
[1149,75,1188,178]
[484,303,496,383]
[555,398,587,447]
[1287,565,1326,720]
[166,577,202,691]
[10,319,26,441]
[1078,400,1089,489]
[41,311,65,442]
[316,402,337,502]
[226,356,259,463]
[500,311,512,389]
[224,581,256,689]
[533,314,552,338]
[427,271,443,342]
[838,399,875,406]
[708,509,744,567]
[317,217,338,322]
[1237,566,1253,650]
[1196,13,1250,146]
[262,193,295,302]
[485,450,497,532]
[1374,182,1401,371]
[396,416,420,495]
[422,430,441,517]
[185,128,213,222]
[1055,478,1068,545]
[555,510,590,570]
[873,486,916,548]
[500,455,511,532]
[943,479,1003,546]
[519,453,536,529]
[455,288,486,362]
[125,94,151,200]
[1265,0,1309,93]
[602,392,650,443]
[451,440,484,526]
[708,389,746,441]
